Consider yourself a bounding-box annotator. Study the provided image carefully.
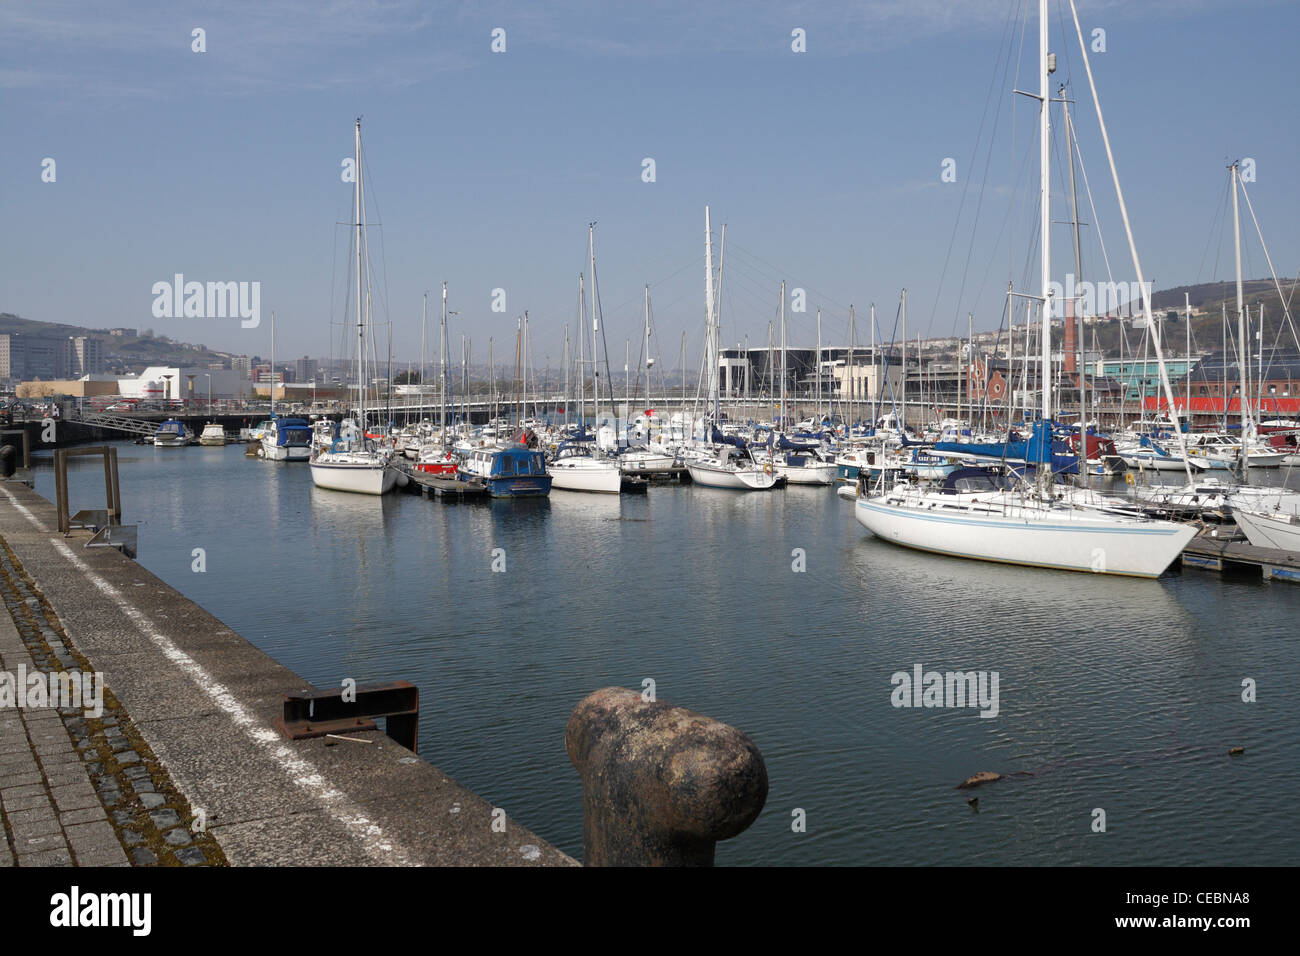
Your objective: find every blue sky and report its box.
[3,0,1296,375]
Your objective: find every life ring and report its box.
[763,463,774,475]
[1124,471,1135,485]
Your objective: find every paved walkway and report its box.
[0,540,222,866]
[0,478,573,866]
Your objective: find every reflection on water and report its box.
[32,444,1300,865]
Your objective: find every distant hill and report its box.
[1079,279,1297,357]
[0,312,238,374]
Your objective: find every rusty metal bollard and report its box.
[566,687,768,866]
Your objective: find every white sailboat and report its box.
[687,444,780,490]
[1234,508,1300,553]
[310,118,397,496]
[547,224,624,494]
[854,0,1195,578]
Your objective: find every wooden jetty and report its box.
[1180,527,1300,584]
[392,460,489,500]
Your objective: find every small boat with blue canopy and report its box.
[153,420,191,447]
[458,445,552,497]
[261,417,312,461]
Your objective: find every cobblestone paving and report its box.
[0,538,226,866]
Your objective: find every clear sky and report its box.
[3,0,1297,376]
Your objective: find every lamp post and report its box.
[204,374,211,415]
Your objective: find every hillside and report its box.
[0,312,240,374]
[1080,279,1297,358]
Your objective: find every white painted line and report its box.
[1,488,48,532]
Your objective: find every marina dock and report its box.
[0,477,573,867]
[1180,528,1300,584]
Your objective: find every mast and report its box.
[1062,83,1087,485]
[870,303,877,424]
[269,309,275,419]
[1185,293,1192,426]
[563,326,570,428]
[704,206,718,421]
[420,292,428,418]
[578,274,586,429]
[901,290,908,432]
[354,118,365,437]
[815,307,822,424]
[1222,301,1228,431]
[644,284,652,415]
[439,283,448,445]
[779,280,787,432]
[1038,0,1053,423]
[589,224,600,427]
[1232,160,1249,474]
[848,305,856,428]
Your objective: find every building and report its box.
[107,328,137,337]
[0,334,69,380]
[117,366,247,402]
[69,336,103,376]
[717,346,901,400]
[295,356,318,384]
[231,355,252,379]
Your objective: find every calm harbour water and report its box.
[34,442,1299,865]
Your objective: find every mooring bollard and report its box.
[566,687,768,866]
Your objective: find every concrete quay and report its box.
[0,478,574,867]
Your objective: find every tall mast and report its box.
[779,280,787,431]
[901,290,908,431]
[815,308,822,424]
[1038,0,1053,423]
[269,309,275,419]
[1185,293,1192,424]
[420,291,428,417]
[842,306,852,426]
[1062,84,1086,485]
[578,274,586,429]
[354,119,365,433]
[589,224,600,425]
[440,282,447,445]
[563,326,570,428]
[644,284,652,413]
[1231,161,1250,472]
[870,303,877,424]
[704,206,718,421]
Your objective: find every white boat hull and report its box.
[774,462,836,485]
[309,459,397,495]
[262,438,311,461]
[1234,509,1300,552]
[687,462,779,490]
[854,495,1195,578]
[549,460,622,493]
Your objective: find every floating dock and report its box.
[1180,528,1300,584]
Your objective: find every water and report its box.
[32,443,1298,865]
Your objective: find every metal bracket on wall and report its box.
[274,681,420,752]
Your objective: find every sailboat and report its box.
[853,0,1194,578]
[310,118,397,496]
[547,224,623,494]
